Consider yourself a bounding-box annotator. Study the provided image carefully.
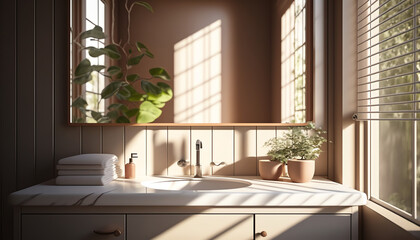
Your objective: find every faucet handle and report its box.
[210,161,225,167]
[177,159,189,167]
[196,139,202,150]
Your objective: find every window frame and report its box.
[357,0,420,226]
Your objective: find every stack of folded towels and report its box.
[56,154,118,186]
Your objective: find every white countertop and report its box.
[9,176,367,207]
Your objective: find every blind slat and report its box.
[356,0,419,121]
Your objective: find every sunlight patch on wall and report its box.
[174,20,222,123]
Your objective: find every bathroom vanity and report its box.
[10,176,366,240]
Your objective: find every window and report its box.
[357,0,420,224]
[70,0,109,123]
[276,0,313,123]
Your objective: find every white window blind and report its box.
[356,0,420,121]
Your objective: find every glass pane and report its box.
[418,121,420,220]
[371,121,413,213]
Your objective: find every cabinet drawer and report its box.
[22,214,125,240]
[127,214,253,240]
[255,214,351,240]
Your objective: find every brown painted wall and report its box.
[116,0,273,123]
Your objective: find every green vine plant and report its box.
[264,122,328,163]
[71,1,172,123]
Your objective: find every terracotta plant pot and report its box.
[258,160,284,180]
[287,159,315,183]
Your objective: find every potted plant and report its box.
[263,122,327,182]
[260,138,291,180]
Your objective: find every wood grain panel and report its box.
[81,127,101,154]
[234,127,257,175]
[146,127,168,176]
[102,127,124,177]
[167,127,190,176]
[0,0,16,239]
[16,0,36,189]
[212,127,234,175]
[35,0,55,183]
[54,0,81,162]
[191,127,212,176]
[124,126,147,177]
[127,214,253,240]
[256,127,276,175]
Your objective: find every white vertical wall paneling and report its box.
[81,127,101,154]
[234,127,257,175]
[212,127,234,175]
[191,127,212,176]
[256,127,277,175]
[146,127,168,176]
[167,127,190,176]
[124,126,147,178]
[102,127,124,177]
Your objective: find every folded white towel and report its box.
[58,167,116,176]
[58,154,117,166]
[56,163,114,170]
[55,174,117,186]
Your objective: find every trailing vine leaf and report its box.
[86,45,121,60]
[149,67,170,80]
[116,85,132,99]
[146,82,172,102]
[133,1,154,12]
[73,72,92,84]
[141,80,161,95]
[91,111,102,121]
[90,65,106,72]
[108,103,128,112]
[126,74,140,82]
[75,59,91,76]
[116,72,123,79]
[72,97,88,108]
[137,101,162,123]
[107,110,119,119]
[152,101,165,108]
[136,42,148,51]
[136,42,154,58]
[101,81,125,99]
[124,108,140,118]
[107,66,121,75]
[80,25,106,39]
[127,54,144,66]
[104,44,121,59]
[97,117,111,123]
[116,116,130,123]
[87,47,107,57]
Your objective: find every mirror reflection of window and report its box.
[280,0,308,123]
[84,0,106,122]
[71,0,109,123]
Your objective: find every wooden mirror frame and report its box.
[67,0,314,127]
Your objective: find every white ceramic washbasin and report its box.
[141,177,252,191]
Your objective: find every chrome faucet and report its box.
[194,139,203,178]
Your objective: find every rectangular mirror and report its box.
[69,0,313,125]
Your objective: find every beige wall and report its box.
[362,203,420,240]
[81,125,330,178]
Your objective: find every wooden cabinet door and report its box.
[22,214,125,240]
[127,214,253,240]
[255,214,351,240]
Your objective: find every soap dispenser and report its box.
[125,153,137,179]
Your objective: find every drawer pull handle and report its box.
[93,229,122,237]
[260,231,268,237]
